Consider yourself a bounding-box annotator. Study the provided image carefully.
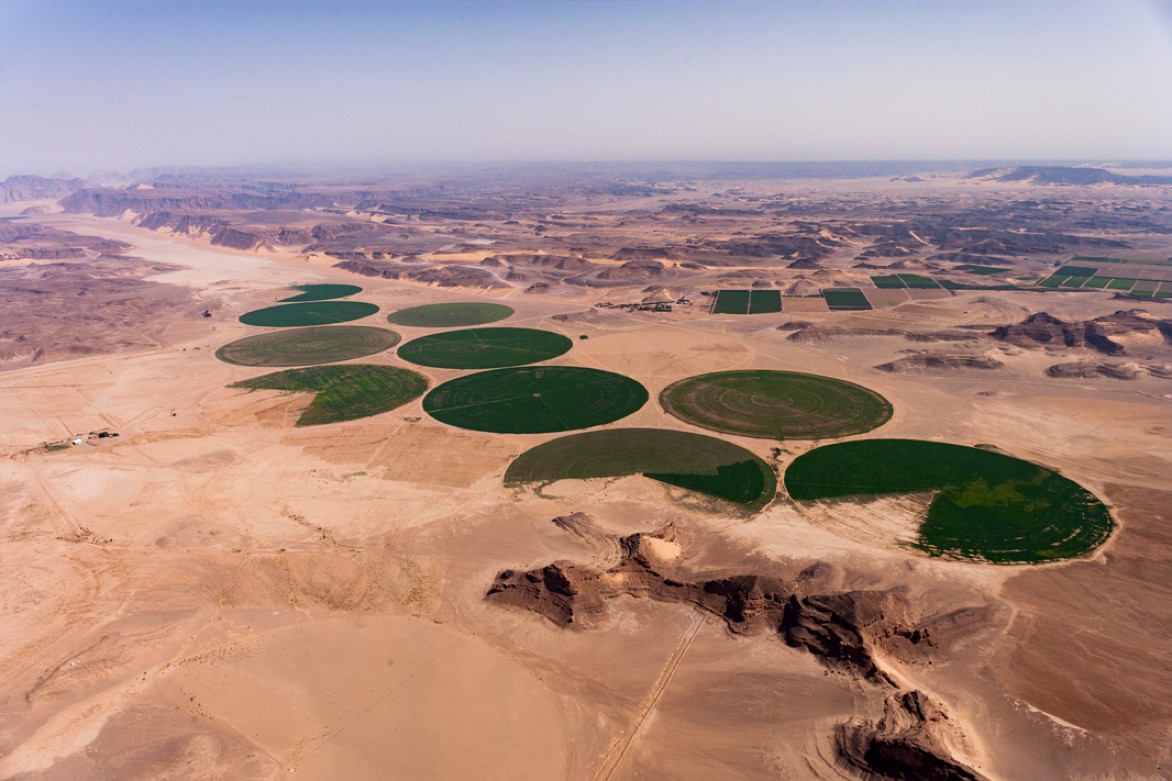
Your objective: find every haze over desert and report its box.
[3,1,1172,779]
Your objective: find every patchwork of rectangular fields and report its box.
[711,289,751,314]
[869,273,942,290]
[711,289,782,314]
[822,288,873,311]
[1038,256,1172,292]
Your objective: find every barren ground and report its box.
[1,175,1171,780]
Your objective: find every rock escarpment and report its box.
[487,518,991,780]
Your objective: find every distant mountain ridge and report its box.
[967,165,1172,186]
[0,175,86,203]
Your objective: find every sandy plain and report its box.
[0,201,1170,780]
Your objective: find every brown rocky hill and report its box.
[989,310,1172,356]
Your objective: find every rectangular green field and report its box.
[1107,278,1137,290]
[1082,276,1111,289]
[1056,265,1100,277]
[956,264,1010,276]
[1039,275,1068,288]
[1060,276,1090,288]
[823,288,873,311]
[712,290,751,314]
[747,290,782,313]
[871,275,907,289]
[897,274,941,289]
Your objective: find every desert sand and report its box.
[2,172,1171,780]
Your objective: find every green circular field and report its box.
[387,302,514,328]
[279,283,363,302]
[397,327,572,369]
[506,428,776,510]
[660,370,892,440]
[215,326,402,367]
[239,301,379,327]
[230,364,426,426]
[784,439,1114,564]
[423,366,648,433]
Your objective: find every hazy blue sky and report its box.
[1,0,1171,175]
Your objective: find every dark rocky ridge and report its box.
[968,166,1172,187]
[876,353,1005,373]
[487,518,992,781]
[0,224,130,261]
[990,310,1172,356]
[0,175,86,203]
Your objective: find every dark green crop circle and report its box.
[661,370,891,439]
[387,302,514,328]
[423,366,647,433]
[398,327,572,369]
[239,301,379,327]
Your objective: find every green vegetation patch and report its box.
[871,275,907,289]
[424,366,647,433]
[1038,275,1068,288]
[239,301,379,327]
[897,274,941,289]
[1059,276,1090,288]
[784,439,1114,564]
[748,290,783,313]
[397,327,572,369]
[823,288,873,310]
[712,290,751,314]
[956,264,1010,276]
[938,279,1020,291]
[1106,278,1137,290]
[231,364,427,426]
[505,428,776,509]
[387,302,514,327]
[661,370,892,440]
[1074,256,1172,267]
[279,283,363,302]
[1083,276,1111,289]
[215,326,402,367]
[1056,265,1099,277]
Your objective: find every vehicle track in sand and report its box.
[591,614,704,781]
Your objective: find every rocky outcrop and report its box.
[0,175,85,203]
[59,186,334,216]
[332,258,506,288]
[968,165,1172,187]
[0,224,129,261]
[876,353,1004,373]
[1046,361,1145,380]
[990,310,1172,356]
[838,690,989,781]
[488,518,991,781]
[487,526,929,681]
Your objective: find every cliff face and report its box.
[0,224,129,261]
[58,186,336,216]
[487,519,993,781]
[990,310,1172,356]
[0,175,85,203]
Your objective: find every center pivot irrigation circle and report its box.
[238,300,380,327]
[214,326,402,367]
[397,327,572,369]
[423,366,648,433]
[387,302,514,328]
[660,369,892,440]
